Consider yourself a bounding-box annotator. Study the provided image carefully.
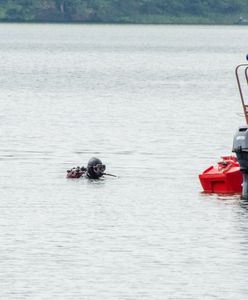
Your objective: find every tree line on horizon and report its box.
[0,0,247,24]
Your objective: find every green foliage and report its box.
[0,0,247,23]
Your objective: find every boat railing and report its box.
[235,63,248,124]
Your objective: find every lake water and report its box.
[1,24,248,299]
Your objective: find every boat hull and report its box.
[199,156,242,194]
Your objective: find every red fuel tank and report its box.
[199,156,242,194]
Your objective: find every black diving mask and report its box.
[93,164,106,174]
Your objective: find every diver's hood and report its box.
[86,157,105,179]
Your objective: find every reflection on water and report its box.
[1,24,248,299]
[237,199,248,211]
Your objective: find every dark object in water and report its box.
[86,157,105,179]
[67,157,117,179]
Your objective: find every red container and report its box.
[199,155,242,193]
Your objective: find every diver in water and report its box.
[86,157,106,179]
[67,157,116,179]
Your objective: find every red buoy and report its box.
[199,156,242,194]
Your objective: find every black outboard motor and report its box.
[233,125,248,198]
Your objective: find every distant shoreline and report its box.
[0,20,247,26]
[0,0,247,26]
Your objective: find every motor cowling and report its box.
[233,125,248,198]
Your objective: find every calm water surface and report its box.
[1,24,248,299]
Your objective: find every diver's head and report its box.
[87,157,106,179]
